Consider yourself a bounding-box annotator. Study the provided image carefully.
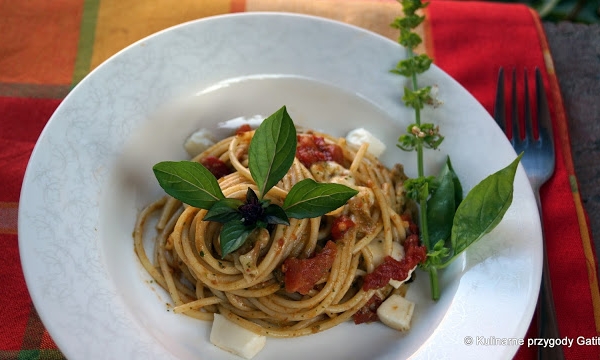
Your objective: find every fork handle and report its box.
[535,191,565,360]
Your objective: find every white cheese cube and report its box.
[210,313,266,359]
[184,128,216,157]
[376,294,415,331]
[346,128,386,157]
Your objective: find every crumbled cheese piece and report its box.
[367,240,404,267]
[311,161,354,185]
[376,294,415,331]
[346,128,386,157]
[388,266,416,289]
[210,314,266,359]
[184,128,216,157]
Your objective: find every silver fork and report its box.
[493,67,564,359]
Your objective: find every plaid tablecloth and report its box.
[1,0,599,359]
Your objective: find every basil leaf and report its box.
[446,156,463,209]
[204,198,244,223]
[450,154,522,256]
[426,166,455,246]
[283,179,359,218]
[402,86,431,110]
[153,161,225,209]
[246,187,260,205]
[248,106,297,198]
[220,221,255,257]
[264,203,290,226]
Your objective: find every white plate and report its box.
[19,12,541,360]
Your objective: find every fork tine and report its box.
[536,67,553,142]
[511,68,520,144]
[493,67,506,133]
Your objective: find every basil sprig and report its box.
[392,0,521,300]
[422,154,523,269]
[153,106,358,257]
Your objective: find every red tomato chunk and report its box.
[331,215,355,240]
[353,294,383,324]
[282,240,337,295]
[235,124,252,135]
[296,134,344,168]
[362,234,426,291]
[200,156,232,179]
[401,213,419,235]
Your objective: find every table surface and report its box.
[544,21,600,262]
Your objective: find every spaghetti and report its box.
[134,126,424,338]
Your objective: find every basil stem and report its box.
[393,0,520,301]
[408,43,440,299]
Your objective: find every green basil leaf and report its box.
[256,220,268,229]
[402,86,431,110]
[153,161,225,209]
[204,198,244,223]
[445,156,463,209]
[263,203,290,225]
[426,167,455,246]
[283,179,359,219]
[426,155,464,245]
[450,154,522,256]
[248,106,297,198]
[260,199,271,208]
[220,221,255,257]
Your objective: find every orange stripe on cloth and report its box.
[230,0,246,12]
[529,7,600,335]
[91,0,234,70]
[40,329,60,350]
[0,1,83,85]
[0,202,18,235]
[245,0,400,41]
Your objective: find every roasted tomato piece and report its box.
[400,213,419,235]
[331,215,355,240]
[313,136,344,164]
[282,240,337,295]
[296,134,344,168]
[235,124,252,135]
[353,294,383,324]
[200,156,232,179]
[362,234,426,291]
